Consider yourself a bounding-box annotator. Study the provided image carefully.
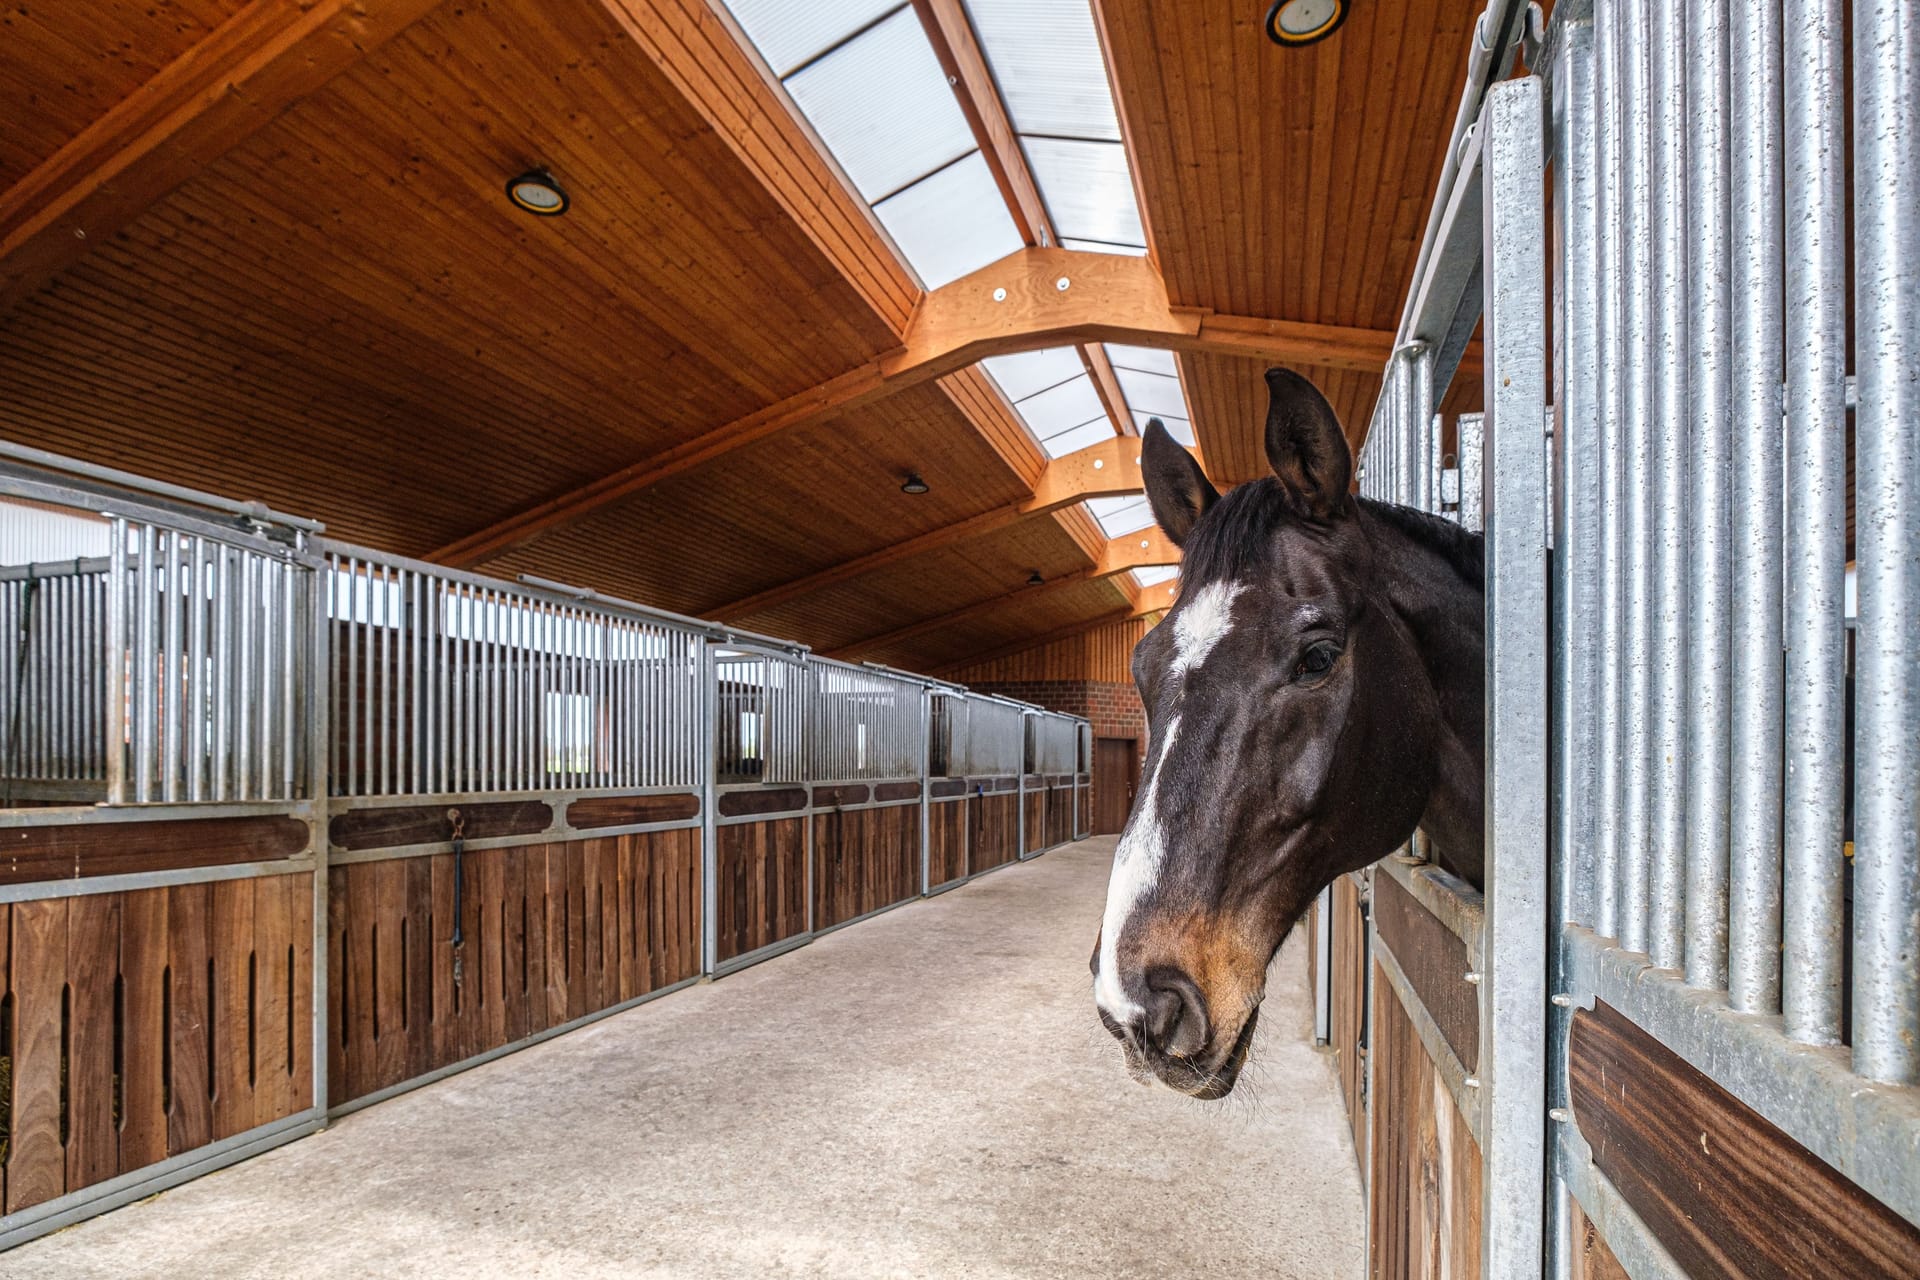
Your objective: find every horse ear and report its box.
[1263,367,1353,519]
[1141,418,1219,547]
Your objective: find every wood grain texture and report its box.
[1372,872,1478,1073]
[1569,1000,1920,1280]
[1370,957,1481,1280]
[2,877,313,1207]
[714,817,807,964]
[812,804,919,931]
[329,830,700,1106]
[969,792,1019,873]
[1568,1201,1631,1280]
[0,814,310,883]
[716,787,810,818]
[565,792,701,830]
[329,801,553,852]
[1331,873,1369,1173]
[928,799,967,888]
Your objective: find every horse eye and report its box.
[1295,642,1339,681]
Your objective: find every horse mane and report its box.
[1355,497,1485,589]
[1179,478,1486,590]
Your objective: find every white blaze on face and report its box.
[1094,581,1244,1023]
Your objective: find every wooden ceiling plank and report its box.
[710,435,1148,622]
[824,530,1178,661]
[0,0,445,314]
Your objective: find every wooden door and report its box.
[1092,738,1139,835]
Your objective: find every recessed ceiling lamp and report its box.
[506,170,569,217]
[1265,0,1348,46]
[1026,570,1045,586]
[900,473,930,495]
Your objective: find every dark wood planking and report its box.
[64,893,119,1190]
[810,784,871,808]
[119,887,172,1174]
[872,782,923,803]
[1372,873,1478,1073]
[1569,1000,1920,1280]
[716,788,810,819]
[928,800,967,887]
[1370,958,1482,1280]
[329,800,553,851]
[0,814,310,884]
[713,818,805,963]
[565,792,701,829]
[5,898,68,1213]
[1568,1202,1632,1280]
[329,831,701,1106]
[812,804,919,931]
[969,792,1020,874]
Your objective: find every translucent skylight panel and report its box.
[1134,411,1195,446]
[1060,239,1149,256]
[1134,566,1178,587]
[1013,373,1105,437]
[964,0,1122,141]
[723,0,905,77]
[982,346,1084,402]
[873,151,1024,287]
[1088,495,1154,536]
[1042,418,1114,457]
[1105,344,1178,377]
[784,8,976,202]
[1115,366,1187,419]
[1023,137,1145,247]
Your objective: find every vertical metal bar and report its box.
[1645,0,1690,972]
[1410,346,1434,513]
[1457,415,1484,533]
[215,548,233,802]
[394,565,408,794]
[105,519,127,803]
[1780,0,1847,1045]
[344,558,359,797]
[1618,0,1654,953]
[1681,0,1733,990]
[1850,0,1920,1087]
[1591,0,1624,939]
[259,558,276,799]
[134,522,156,803]
[238,552,256,801]
[187,538,207,802]
[375,562,389,796]
[281,556,297,799]
[1478,74,1547,1280]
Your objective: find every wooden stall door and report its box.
[1093,738,1138,835]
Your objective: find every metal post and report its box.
[1591,0,1624,941]
[1849,0,1920,1087]
[1681,0,1733,991]
[1781,0,1847,1046]
[1725,0,1785,1016]
[1617,0,1654,954]
[105,517,128,804]
[1478,73,1548,1280]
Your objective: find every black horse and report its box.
[1092,367,1486,1098]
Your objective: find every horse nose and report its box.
[1142,967,1210,1060]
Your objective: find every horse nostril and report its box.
[1143,967,1209,1059]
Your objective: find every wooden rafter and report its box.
[428,246,1398,568]
[710,434,1155,621]
[0,0,445,315]
[825,527,1178,661]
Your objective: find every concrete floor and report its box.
[8,837,1364,1279]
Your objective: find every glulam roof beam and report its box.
[0,0,444,315]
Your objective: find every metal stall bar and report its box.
[1681,0,1732,992]
[1850,0,1920,1087]
[1477,73,1548,1280]
[1589,0,1624,943]
[1780,0,1847,1047]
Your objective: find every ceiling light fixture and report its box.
[1265,0,1348,47]
[1027,571,1045,587]
[506,170,569,217]
[900,473,930,495]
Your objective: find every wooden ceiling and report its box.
[0,0,1485,674]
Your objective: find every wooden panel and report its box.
[1369,957,1481,1280]
[328,830,700,1106]
[812,804,920,931]
[1372,873,1477,1073]
[872,782,922,803]
[0,814,310,884]
[1044,786,1073,848]
[969,792,1020,874]
[1,876,313,1209]
[1569,1000,1920,1280]
[713,817,806,964]
[1331,874,1368,1171]
[811,784,870,808]
[928,800,967,888]
[944,615,1154,685]
[1023,788,1046,854]
[1568,1201,1631,1280]
[565,792,700,829]
[329,801,553,851]
[716,787,809,818]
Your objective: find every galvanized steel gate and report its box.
[1325,0,1920,1275]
